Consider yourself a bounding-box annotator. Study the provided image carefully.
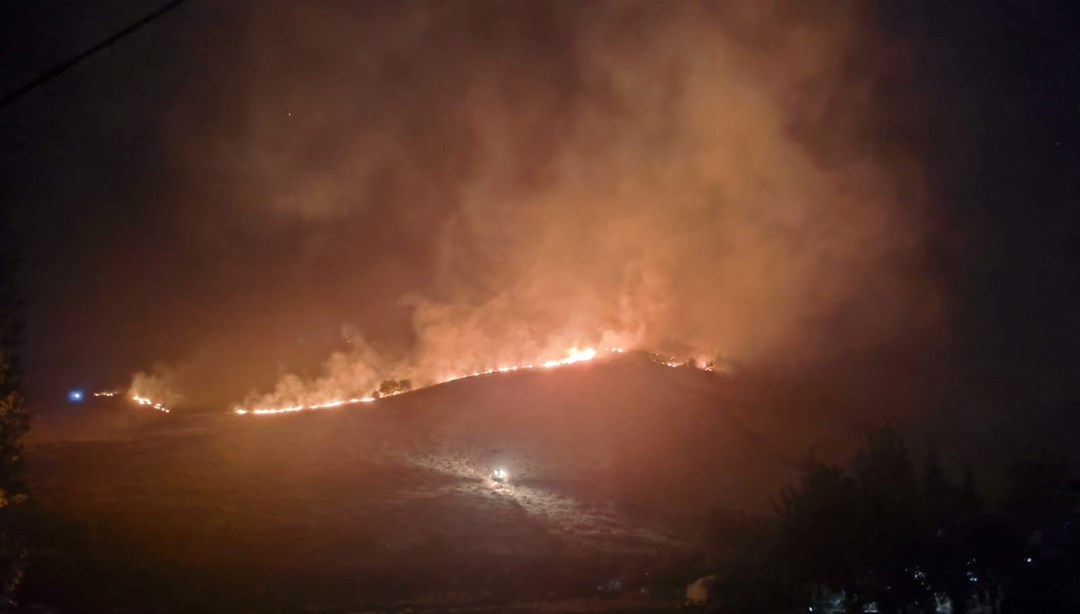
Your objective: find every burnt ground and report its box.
[24,354,854,612]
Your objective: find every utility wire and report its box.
[0,0,191,110]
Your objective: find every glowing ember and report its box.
[132,394,171,413]
[92,390,171,413]
[233,346,609,416]
[236,395,376,416]
[98,346,719,418]
[541,346,597,368]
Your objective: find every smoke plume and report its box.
[128,364,185,409]
[154,1,942,410]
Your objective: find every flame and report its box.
[132,394,172,413]
[236,395,376,416]
[92,390,171,413]
[541,346,597,368]
[233,346,609,416]
[95,346,718,418]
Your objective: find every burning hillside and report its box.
[67,0,943,419]
[92,343,722,417]
[31,352,840,608]
[92,391,171,413]
[231,345,724,416]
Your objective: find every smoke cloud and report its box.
[154,0,942,410]
[128,364,186,409]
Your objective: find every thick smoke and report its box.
[161,1,941,410]
[128,364,185,409]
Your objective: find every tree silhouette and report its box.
[923,440,955,524]
[775,456,862,610]
[704,508,795,612]
[374,378,413,398]
[705,427,1078,612]
[1003,448,1072,531]
[1001,449,1078,611]
[0,226,29,607]
[850,427,929,612]
[960,465,982,515]
[920,442,986,614]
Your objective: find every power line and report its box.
[0,0,192,110]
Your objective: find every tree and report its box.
[918,440,971,612]
[374,378,412,398]
[703,507,797,612]
[854,427,921,519]
[959,465,982,515]
[775,456,862,610]
[1003,448,1072,530]
[713,428,1078,613]
[923,440,956,524]
[0,229,29,608]
[1001,449,1077,611]
[851,427,929,613]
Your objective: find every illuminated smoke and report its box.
[122,1,941,411]
[126,365,184,412]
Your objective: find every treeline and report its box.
[700,427,1078,613]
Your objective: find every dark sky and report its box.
[888,0,1080,437]
[1,1,1078,448]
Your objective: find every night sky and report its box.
[1,1,1078,450]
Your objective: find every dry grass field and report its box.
[25,354,847,611]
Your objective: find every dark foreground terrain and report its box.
[24,354,851,612]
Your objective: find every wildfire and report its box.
[91,346,719,418]
[235,395,375,416]
[233,346,610,417]
[541,346,597,368]
[132,394,172,413]
[92,391,171,413]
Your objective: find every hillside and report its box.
[26,353,851,609]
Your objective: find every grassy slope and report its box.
[24,353,851,611]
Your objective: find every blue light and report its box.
[68,390,83,403]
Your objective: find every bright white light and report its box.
[68,390,83,402]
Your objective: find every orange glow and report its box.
[132,394,171,413]
[93,390,172,413]
[236,395,376,416]
[233,346,618,416]
[101,347,717,417]
[541,346,597,368]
